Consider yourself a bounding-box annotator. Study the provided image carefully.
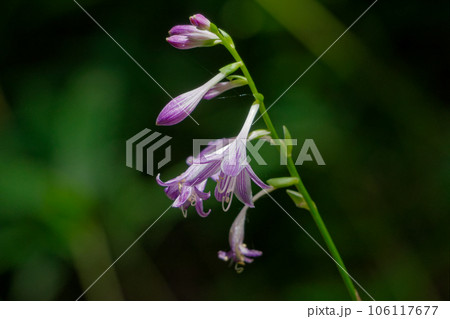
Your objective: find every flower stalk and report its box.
[210,22,358,301]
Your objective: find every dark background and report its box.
[0,0,449,300]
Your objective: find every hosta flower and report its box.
[189,14,211,30]
[200,103,270,210]
[166,14,215,49]
[156,72,225,126]
[156,162,221,217]
[186,138,230,170]
[169,180,210,218]
[187,130,269,166]
[218,204,262,271]
[203,77,248,100]
[158,103,269,213]
[166,25,221,50]
[156,62,242,126]
[166,20,220,50]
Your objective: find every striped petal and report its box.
[234,169,253,207]
[156,73,225,126]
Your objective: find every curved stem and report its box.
[215,30,358,301]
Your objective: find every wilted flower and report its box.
[218,204,262,272]
[156,62,242,126]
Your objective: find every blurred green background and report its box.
[0,0,449,300]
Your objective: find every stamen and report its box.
[181,207,188,218]
[234,263,244,274]
[234,243,245,264]
[221,197,227,211]
[217,174,230,193]
[222,191,234,212]
[221,177,236,212]
[189,194,196,206]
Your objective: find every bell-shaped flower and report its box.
[218,205,262,271]
[172,180,210,218]
[203,76,248,100]
[189,14,211,30]
[156,62,242,126]
[166,25,220,50]
[200,103,270,211]
[156,161,221,217]
[158,103,269,213]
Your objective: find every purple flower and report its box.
[156,72,226,126]
[156,162,220,217]
[166,25,220,50]
[156,62,242,126]
[189,14,211,30]
[203,77,248,100]
[158,103,269,213]
[200,103,270,210]
[218,205,262,271]
[186,138,232,166]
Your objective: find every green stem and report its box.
[215,28,358,301]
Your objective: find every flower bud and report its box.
[189,13,211,30]
[156,73,226,126]
[166,25,220,50]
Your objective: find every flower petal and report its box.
[156,87,205,125]
[172,186,191,207]
[168,25,199,35]
[189,14,211,30]
[191,138,232,164]
[185,161,221,185]
[234,169,254,207]
[195,179,208,192]
[156,173,182,187]
[228,206,247,249]
[218,250,230,261]
[166,29,220,50]
[156,173,169,186]
[221,139,247,176]
[194,181,210,200]
[195,189,210,201]
[157,73,225,126]
[195,200,211,217]
[246,165,270,189]
[164,185,179,200]
[240,244,263,258]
